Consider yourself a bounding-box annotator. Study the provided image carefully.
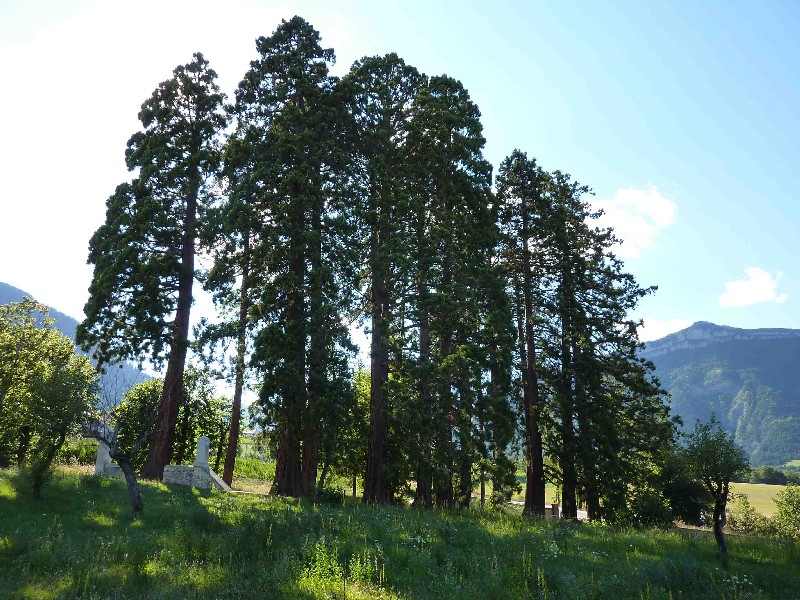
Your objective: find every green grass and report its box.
[784,459,800,468]
[2,467,799,599]
[730,483,785,517]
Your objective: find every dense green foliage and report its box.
[112,371,234,473]
[1,467,799,599]
[0,300,97,495]
[0,282,148,404]
[72,14,677,523]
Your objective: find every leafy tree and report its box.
[683,418,750,555]
[27,338,97,498]
[77,53,227,479]
[0,299,55,467]
[0,299,97,496]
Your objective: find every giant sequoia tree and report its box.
[496,151,549,516]
[78,53,226,479]
[231,17,355,497]
[343,54,425,504]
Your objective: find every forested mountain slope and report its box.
[643,321,800,466]
[0,281,148,402]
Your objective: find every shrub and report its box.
[232,457,275,480]
[315,486,345,506]
[57,438,99,465]
[728,494,774,537]
[773,484,800,541]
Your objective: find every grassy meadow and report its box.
[2,467,799,600]
[730,483,785,517]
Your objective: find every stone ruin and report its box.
[94,435,231,492]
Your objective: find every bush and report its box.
[773,484,800,541]
[315,486,345,506]
[57,438,98,466]
[729,495,775,537]
[232,457,275,480]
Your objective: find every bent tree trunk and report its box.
[713,495,728,555]
[114,454,144,515]
[141,183,198,480]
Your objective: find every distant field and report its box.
[785,459,800,468]
[730,482,785,516]
[509,472,786,516]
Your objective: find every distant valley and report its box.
[643,321,800,466]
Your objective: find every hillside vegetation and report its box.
[643,322,800,466]
[1,467,799,600]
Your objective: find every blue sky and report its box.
[1,0,798,342]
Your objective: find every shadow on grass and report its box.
[2,467,800,599]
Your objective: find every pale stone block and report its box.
[95,440,112,476]
[194,436,210,468]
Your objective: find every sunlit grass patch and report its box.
[2,466,800,599]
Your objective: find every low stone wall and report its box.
[96,436,230,492]
[163,465,194,487]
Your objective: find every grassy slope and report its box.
[2,468,799,600]
[730,483,785,517]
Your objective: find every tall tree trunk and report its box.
[142,183,197,480]
[559,309,578,520]
[302,202,323,496]
[414,269,433,509]
[272,184,306,497]
[573,344,601,520]
[433,255,455,509]
[458,452,472,509]
[222,229,250,486]
[520,216,546,516]
[364,220,392,504]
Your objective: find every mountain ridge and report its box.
[643,321,800,358]
[642,320,800,466]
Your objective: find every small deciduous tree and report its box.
[0,299,97,497]
[683,418,749,555]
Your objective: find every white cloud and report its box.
[719,267,788,308]
[591,186,677,259]
[637,318,692,342]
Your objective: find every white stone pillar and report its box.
[95,440,112,475]
[194,436,210,468]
